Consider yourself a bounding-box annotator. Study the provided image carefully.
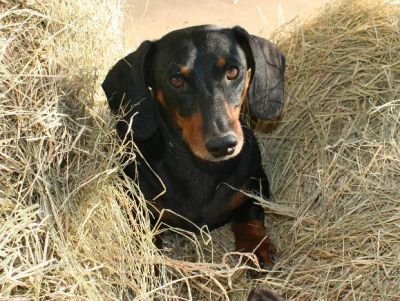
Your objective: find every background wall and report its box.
[123,0,330,48]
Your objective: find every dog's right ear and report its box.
[102,41,157,141]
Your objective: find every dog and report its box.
[102,25,285,269]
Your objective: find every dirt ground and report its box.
[123,0,330,49]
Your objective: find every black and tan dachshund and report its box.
[102,25,285,269]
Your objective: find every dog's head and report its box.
[102,25,285,162]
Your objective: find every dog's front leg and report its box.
[231,202,277,270]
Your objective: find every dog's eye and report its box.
[226,66,239,80]
[169,76,185,88]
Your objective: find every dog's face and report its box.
[102,25,285,162]
[151,27,251,161]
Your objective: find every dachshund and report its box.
[102,25,285,269]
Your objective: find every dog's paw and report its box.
[233,221,278,270]
[254,237,278,270]
[244,238,278,278]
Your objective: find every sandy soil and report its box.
[123,0,330,49]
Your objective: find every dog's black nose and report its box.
[205,133,238,158]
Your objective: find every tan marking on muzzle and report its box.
[173,112,213,160]
[223,101,244,156]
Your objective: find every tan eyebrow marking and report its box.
[179,66,191,76]
[217,57,226,69]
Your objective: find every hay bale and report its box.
[256,0,400,299]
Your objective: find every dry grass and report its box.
[1,0,399,300]
[0,0,165,299]
[256,0,400,299]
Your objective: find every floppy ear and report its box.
[233,26,285,120]
[102,41,157,141]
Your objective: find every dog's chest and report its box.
[138,148,253,229]
[153,158,245,229]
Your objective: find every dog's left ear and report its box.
[233,26,285,120]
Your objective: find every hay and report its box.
[256,0,400,299]
[0,0,164,299]
[1,0,399,300]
